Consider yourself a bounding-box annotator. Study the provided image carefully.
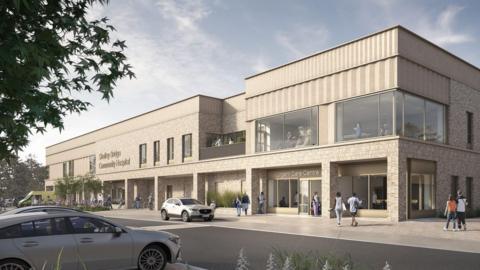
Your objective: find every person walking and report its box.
[234,196,242,217]
[444,195,457,231]
[258,192,265,214]
[347,193,360,226]
[147,193,154,210]
[456,191,468,231]
[334,192,345,226]
[106,195,113,210]
[241,192,250,216]
[134,196,141,209]
[313,192,320,216]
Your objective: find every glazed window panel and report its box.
[403,94,425,140]
[255,107,318,152]
[379,92,393,136]
[425,101,445,143]
[139,143,147,167]
[153,140,160,165]
[182,134,192,160]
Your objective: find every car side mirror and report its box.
[175,203,181,206]
[113,227,122,237]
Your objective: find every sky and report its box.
[20,0,480,165]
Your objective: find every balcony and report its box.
[200,142,245,160]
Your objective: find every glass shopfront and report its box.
[408,159,436,219]
[338,175,388,211]
[267,178,321,215]
[256,107,318,152]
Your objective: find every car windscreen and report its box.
[180,199,203,205]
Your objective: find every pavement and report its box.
[96,208,480,254]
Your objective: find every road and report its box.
[109,218,480,270]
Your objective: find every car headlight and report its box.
[190,209,199,212]
[169,235,181,245]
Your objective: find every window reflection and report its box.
[256,107,318,152]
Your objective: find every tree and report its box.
[81,174,102,203]
[0,155,46,198]
[0,0,135,160]
[54,175,81,205]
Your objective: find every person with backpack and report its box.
[347,193,361,226]
[241,192,250,216]
[444,195,458,231]
[456,191,468,231]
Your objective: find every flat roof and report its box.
[245,25,480,80]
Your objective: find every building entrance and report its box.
[267,178,321,215]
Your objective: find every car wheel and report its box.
[138,245,167,270]
[208,215,214,221]
[160,210,169,221]
[0,259,30,270]
[181,211,191,222]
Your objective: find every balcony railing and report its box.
[200,142,245,160]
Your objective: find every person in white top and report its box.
[313,192,320,216]
[456,191,468,231]
[334,192,345,226]
[347,193,361,227]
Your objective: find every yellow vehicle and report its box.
[18,191,56,207]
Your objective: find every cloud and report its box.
[275,25,330,59]
[424,5,474,45]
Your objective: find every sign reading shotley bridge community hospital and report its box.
[98,150,131,169]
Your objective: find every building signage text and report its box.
[98,150,130,169]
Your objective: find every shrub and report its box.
[207,191,242,208]
[272,248,357,270]
[75,205,111,212]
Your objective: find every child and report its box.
[444,195,457,231]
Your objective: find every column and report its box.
[125,179,134,209]
[154,177,159,211]
[157,177,166,210]
[246,168,265,215]
[192,173,206,203]
[321,161,338,218]
[388,151,407,222]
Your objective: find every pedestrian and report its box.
[106,195,113,210]
[135,196,141,209]
[258,192,265,214]
[444,195,457,231]
[147,193,154,210]
[234,196,242,217]
[456,191,468,231]
[347,193,361,226]
[313,192,320,216]
[241,192,250,216]
[0,198,5,211]
[118,198,124,209]
[334,192,345,226]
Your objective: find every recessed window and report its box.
[451,175,459,196]
[467,111,473,149]
[153,140,160,165]
[466,177,473,210]
[139,143,147,167]
[182,134,192,161]
[63,160,74,177]
[167,138,174,164]
[89,155,96,174]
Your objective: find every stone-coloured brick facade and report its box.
[45,26,480,222]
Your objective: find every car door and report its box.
[69,216,134,270]
[170,199,182,216]
[13,217,78,270]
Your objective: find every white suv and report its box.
[160,198,214,222]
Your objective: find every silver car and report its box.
[0,205,82,215]
[160,198,214,222]
[0,212,181,270]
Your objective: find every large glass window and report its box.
[336,92,393,141]
[338,175,387,210]
[336,91,445,144]
[182,134,192,161]
[256,107,318,152]
[89,155,96,174]
[467,111,473,149]
[63,160,74,177]
[267,179,299,208]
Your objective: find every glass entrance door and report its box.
[299,180,310,214]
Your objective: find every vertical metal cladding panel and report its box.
[397,57,449,104]
[245,28,399,98]
[398,28,480,92]
[246,58,398,121]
